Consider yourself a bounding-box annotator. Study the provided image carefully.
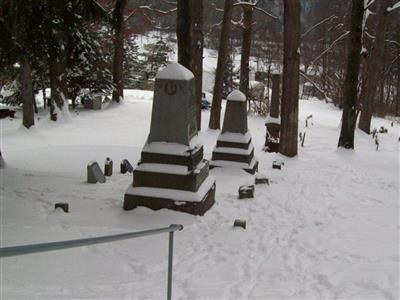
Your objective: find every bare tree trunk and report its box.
[177,0,203,130]
[358,0,391,134]
[279,0,300,157]
[397,54,400,116]
[338,0,364,149]
[239,5,253,99]
[49,60,65,121]
[112,0,127,103]
[20,62,35,129]
[209,0,233,130]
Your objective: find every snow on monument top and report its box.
[227,90,246,102]
[156,62,194,81]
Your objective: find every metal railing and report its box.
[0,224,184,300]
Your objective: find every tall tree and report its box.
[0,0,37,127]
[337,0,364,148]
[279,0,300,157]
[177,0,204,130]
[112,0,128,103]
[209,0,234,130]
[20,62,35,129]
[358,0,392,134]
[239,4,253,100]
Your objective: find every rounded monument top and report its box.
[227,90,246,102]
[156,62,194,81]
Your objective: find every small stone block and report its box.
[272,161,283,170]
[104,157,113,177]
[233,219,246,229]
[55,202,69,213]
[87,161,106,183]
[255,174,269,185]
[239,185,255,199]
[120,159,133,174]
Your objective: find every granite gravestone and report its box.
[87,161,106,183]
[124,63,216,216]
[265,72,281,152]
[210,90,258,174]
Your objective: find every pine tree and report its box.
[143,40,172,79]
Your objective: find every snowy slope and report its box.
[1,92,399,299]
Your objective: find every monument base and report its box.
[210,157,258,175]
[123,177,216,216]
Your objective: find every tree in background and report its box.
[337,0,364,149]
[238,4,253,100]
[209,0,234,130]
[111,0,128,103]
[177,0,203,130]
[143,40,171,79]
[358,0,392,134]
[0,0,38,128]
[279,0,300,157]
[222,54,238,98]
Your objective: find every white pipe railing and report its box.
[0,224,184,300]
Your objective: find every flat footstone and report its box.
[239,185,255,199]
[233,219,246,229]
[255,174,269,185]
[55,202,69,213]
[272,160,284,170]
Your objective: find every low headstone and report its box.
[379,126,388,133]
[123,63,216,216]
[0,109,16,119]
[265,72,281,152]
[210,90,258,174]
[233,219,246,229]
[272,161,284,170]
[239,185,255,199]
[55,202,69,213]
[83,96,102,110]
[120,159,133,174]
[87,161,106,183]
[104,157,113,176]
[255,71,267,83]
[0,149,6,168]
[255,173,269,185]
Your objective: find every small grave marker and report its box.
[255,173,269,185]
[239,185,255,199]
[233,219,246,229]
[55,202,69,213]
[104,157,113,176]
[87,161,106,183]
[120,159,133,174]
[379,126,388,133]
[272,161,284,170]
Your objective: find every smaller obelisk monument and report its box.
[210,90,258,174]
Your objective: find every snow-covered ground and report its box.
[1,90,399,299]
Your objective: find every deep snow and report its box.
[1,90,399,299]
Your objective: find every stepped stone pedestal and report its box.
[210,90,258,174]
[123,63,215,216]
[265,72,281,152]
